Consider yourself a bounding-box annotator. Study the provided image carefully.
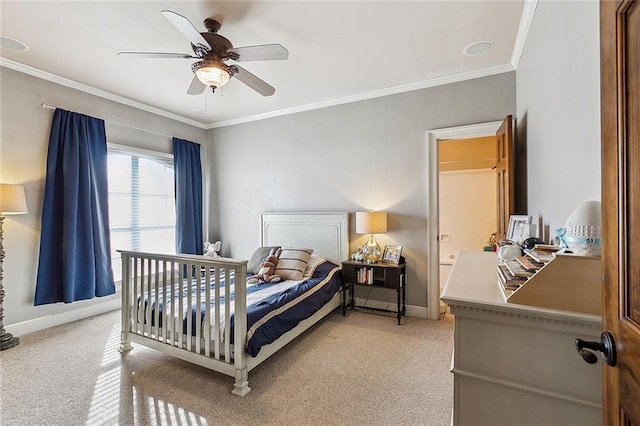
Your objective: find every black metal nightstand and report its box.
[341,259,407,325]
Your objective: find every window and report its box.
[107,146,175,279]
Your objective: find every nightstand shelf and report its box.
[341,259,407,324]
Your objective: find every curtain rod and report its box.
[40,103,176,140]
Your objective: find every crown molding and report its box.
[511,0,538,69]
[208,63,515,129]
[2,57,517,131]
[0,57,207,129]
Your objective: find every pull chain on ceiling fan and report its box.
[118,10,288,96]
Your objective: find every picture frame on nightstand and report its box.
[382,245,403,264]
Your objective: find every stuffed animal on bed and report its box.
[246,248,282,284]
[203,241,221,257]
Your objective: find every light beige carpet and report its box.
[0,309,453,425]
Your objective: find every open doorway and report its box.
[438,136,497,313]
[426,120,504,320]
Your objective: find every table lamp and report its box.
[0,184,28,351]
[356,211,387,263]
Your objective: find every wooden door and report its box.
[495,115,514,240]
[601,0,640,424]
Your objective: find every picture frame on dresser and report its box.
[382,245,403,264]
[506,215,532,242]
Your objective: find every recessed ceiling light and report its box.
[0,36,29,51]
[463,40,493,56]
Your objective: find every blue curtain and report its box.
[34,109,115,305]
[173,137,203,255]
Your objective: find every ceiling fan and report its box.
[118,10,288,96]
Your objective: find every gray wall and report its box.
[516,1,601,240]
[0,67,205,330]
[2,0,602,329]
[210,72,516,311]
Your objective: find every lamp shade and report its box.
[356,211,387,234]
[0,184,28,215]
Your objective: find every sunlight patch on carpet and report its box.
[87,324,122,425]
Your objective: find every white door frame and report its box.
[426,120,503,320]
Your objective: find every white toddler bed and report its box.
[118,212,348,396]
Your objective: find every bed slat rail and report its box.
[118,250,249,395]
[117,212,348,398]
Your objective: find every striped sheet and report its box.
[135,261,342,357]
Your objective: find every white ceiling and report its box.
[0,1,530,128]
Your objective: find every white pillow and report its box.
[275,248,314,281]
[303,254,326,278]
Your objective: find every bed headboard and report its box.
[260,212,349,265]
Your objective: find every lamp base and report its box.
[0,332,19,351]
[362,235,381,264]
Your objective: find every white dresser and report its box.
[440,251,602,426]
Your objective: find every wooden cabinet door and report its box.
[601,1,640,424]
[495,115,514,240]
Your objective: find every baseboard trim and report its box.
[6,295,431,337]
[352,297,428,319]
[5,298,121,337]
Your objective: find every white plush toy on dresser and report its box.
[204,241,221,257]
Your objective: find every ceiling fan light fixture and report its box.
[192,60,232,88]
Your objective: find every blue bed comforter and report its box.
[243,261,341,356]
[140,261,342,357]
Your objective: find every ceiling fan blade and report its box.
[232,65,275,96]
[187,74,206,95]
[228,44,289,62]
[161,10,211,51]
[117,52,196,59]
